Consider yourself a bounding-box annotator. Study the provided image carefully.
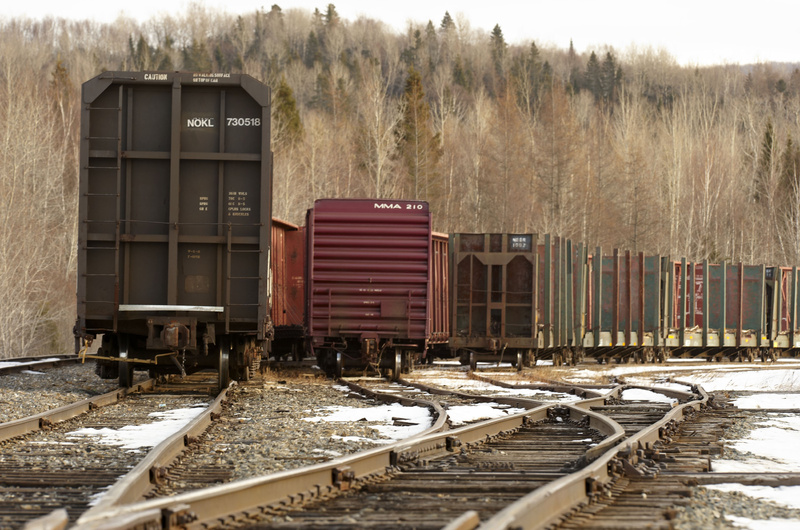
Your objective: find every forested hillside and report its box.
[2,3,800,356]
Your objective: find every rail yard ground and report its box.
[446,359,800,529]
[3,357,800,528]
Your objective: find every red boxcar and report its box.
[270,218,305,360]
[305,199,437,378]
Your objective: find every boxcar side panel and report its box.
[306,199,432,345]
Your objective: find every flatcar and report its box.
[304,199,447,378]
[451,232,799,366]
[74,71,273,389]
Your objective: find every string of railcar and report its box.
[73,71,798,391]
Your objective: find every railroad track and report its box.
[554,405,744,529]
[347,377,542,425]
[142,376,448,499]
[244,408,608,528]
[0,371,222,529]
[24,366,772,530]
[72,377,628,529]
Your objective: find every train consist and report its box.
[74,71,273,389]
[297,217,800,375]
[450,235,800,368]
[75,71,799,387]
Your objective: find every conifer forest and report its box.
[2,4,800,356]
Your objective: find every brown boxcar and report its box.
[450,233,538,368]
[305,198,436,378]
[270,218,305,360]
[74,71,272,389]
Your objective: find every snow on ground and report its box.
[445,403,526,426]
[446,360,800,529]
[678,368,800,393]
[620,388,677,404]
[725,515,800,529]
[66,403,208,451]
[610,366,800,529]
[410,370,581,402]
[714,412,800,473]
[732,394,800,410]
[302,403,432,442]
[0,358,62,369]
[560,361,800,388]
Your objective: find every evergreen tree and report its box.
[324,4,340,26]
[399,65,441,200]
[490,24,507,79]
[401,29,422,67]
[584,52,601,99]
[304,30,322,68]
[511,41,545,115]
[567,39,580,92]
[129,36,150,70]
[128,35,173,71]
[755,119,776,202]
[274,77,303,146]
[440,12,455,31]
[600,52,621,104]
[182,40,212,71]
[452,55,472,90]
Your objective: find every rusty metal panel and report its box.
[777,267,796,334]
[725,264,741,331]
[306,199,432,343]
[430,233,449,343]
[76,71,272,341]
[452,234,536,348]
[271,219,305,328]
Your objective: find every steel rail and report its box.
[78,383,234,520]
[396,376,550,409]
[0,379,155,443]
[69,377,449,529]
[72,388,628,530]
[465,370,614,409]
[479,383,710,530]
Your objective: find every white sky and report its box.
[4,0,800,67]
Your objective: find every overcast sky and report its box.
[5,0,799,67]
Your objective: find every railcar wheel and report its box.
[334,352,343,378]
[469,351,477,371]
[118,334,134,388]
[516,351,524,371]
[390,349,402,381]
[218,340,231,391]
[292,342,301,362]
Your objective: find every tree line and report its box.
[1,4,800,356]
